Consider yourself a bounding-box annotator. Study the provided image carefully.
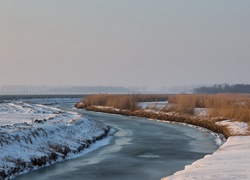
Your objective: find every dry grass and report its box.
[168,94,250,125]
[79,94,138,111]
[167,94,197,115]
[135,94,169,102]
[76,93,250,137]
[76,94,170,111]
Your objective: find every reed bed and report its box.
[76,94,138,111]
[75,94,237,138]
[76,94,169,111]
[168,94,250,125]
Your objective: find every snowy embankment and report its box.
[0,102,110,179]
[161,120,250,179]
[140,101,250,179]
[140,102,249,136]
[162,136,250,180]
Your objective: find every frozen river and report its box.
[14,99,220,180]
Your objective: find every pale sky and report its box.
[1,0,250,89]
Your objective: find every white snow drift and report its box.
[0,102,109,179]
[162,136,250,180]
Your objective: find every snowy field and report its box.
[0,100,109,179]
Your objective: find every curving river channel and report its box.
[15,102,219,180]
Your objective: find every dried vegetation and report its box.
[75,93,250,138]
[168,94,250,125]
[76,94,169,111]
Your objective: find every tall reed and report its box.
[168,94,250,125]
[81,94,139,111]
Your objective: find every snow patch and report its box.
[162,136,250,180]
[138,101,168,110]
[216,120,249,135]
[0,102,109,179]
[194,108,208,116]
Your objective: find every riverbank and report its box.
[162,136,250,179]
[0,102,110,179]
[78,105,250,179]
[75,95,250,179]
[77,105,232,138]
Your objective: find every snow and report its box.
[0,101,109,179]
[138,101,168,110]
[216,120,249,135]
[194,108,208,116]
[0,102,57,125]
[94,105,120,112]
[162,136,250,180]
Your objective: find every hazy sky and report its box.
[1,1,250,89]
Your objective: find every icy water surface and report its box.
[14,98,219,180]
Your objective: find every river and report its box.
[14,101,219,180]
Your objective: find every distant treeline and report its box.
[194,84,250,94]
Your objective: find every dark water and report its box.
[14,101,219,180]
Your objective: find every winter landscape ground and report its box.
[1,94,250,179]
[0,99,109,179]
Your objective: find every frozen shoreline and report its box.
[0,101,110,179]
[162,136,250,180]
[148,118,226,146]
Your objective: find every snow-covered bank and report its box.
[138,102,250,179]
[216,120,249,135]
[139,102,250,179]
[0,102,109,179]
[162,136,250,180]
